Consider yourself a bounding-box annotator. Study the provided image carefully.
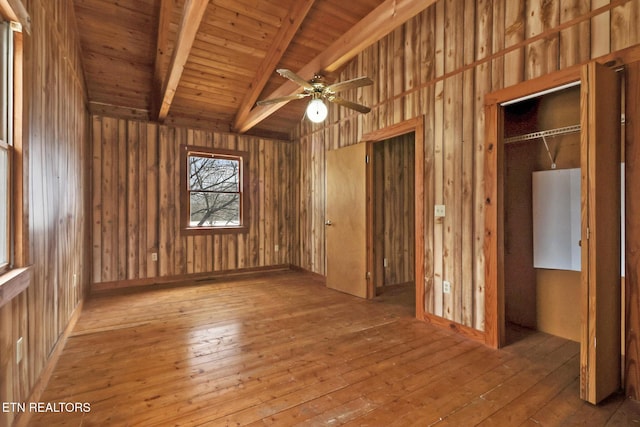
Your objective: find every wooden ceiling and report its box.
[73,0,435,139]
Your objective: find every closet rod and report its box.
[504,124,581,144]
[504,115,626,144]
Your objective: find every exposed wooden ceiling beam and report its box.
[151,0,174,117]
[234,0,438,134]
[157,0,209,121]
[232,0,316,133]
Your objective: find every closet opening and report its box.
[486,62,623,404]
[503,85,582,345]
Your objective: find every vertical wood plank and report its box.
[377,36,388,130]
[491,0,505,90]
[442,0,464,322]
[504,0,525,87]
[560,0,591,68]
[137,122,147,277]
[474,0,493,332]
[158,125,171,277]
[126,120,139,280]
[591,0,611,58]
[117,120,127,281]
[625,60,640,401]
[392,26,404,124]
[431,0,446,318]
[404,15,418,118]
[176,129,185,275]
[460,0,475,327]
[526,0,560,80]
[423,83,435,317]
[611,1,640,51]
[92,117,103,284]
[101,117,116,282]
[146,123,159,278]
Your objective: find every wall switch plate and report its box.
[383,258,388,268]
[274,244,279,252]
[443,280,451,294]
[435,205,446,218]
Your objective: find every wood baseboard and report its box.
[12,299,84,427]
[288,265,326,283]
[422,312,487,344]
[91,264,296,294]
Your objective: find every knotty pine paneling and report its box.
[0,1,90,426]
[292,0,640,334]
[91,116,297,286]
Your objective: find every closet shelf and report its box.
[504,124,581,144]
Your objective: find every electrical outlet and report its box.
[435,205,446,218]
[16,337,23,363]
[151,252,158,261]
[443,280,451,294]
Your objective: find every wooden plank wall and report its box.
[0,1,90,426]
[91,116,298,286]
[292,0,640,332]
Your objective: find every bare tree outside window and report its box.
[181,145,248,234]
[188,154,241,227]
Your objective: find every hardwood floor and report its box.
[28,270,640,426]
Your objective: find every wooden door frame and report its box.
[362,116,425,319]
[484,67,583,348]
[484,62,623,379]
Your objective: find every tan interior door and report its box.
[325,143,368,298]
[580,62,621,404]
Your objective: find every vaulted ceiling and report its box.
[73,0,435,139]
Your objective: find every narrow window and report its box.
[181,145,248,234]
[0,20,14,273]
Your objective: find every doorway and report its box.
[363,117,426,319]
[484,63,622,404]
[503,85,582,344]
[325,117,426,318]
[371,133,415,313]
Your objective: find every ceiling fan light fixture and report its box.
[306,98,328,123]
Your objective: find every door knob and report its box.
[325,220,333,226]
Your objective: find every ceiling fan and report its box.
[256,69,373,123]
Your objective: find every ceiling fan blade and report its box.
[328,96,371,114]
[324,76,373,94]
[256,93,309,106]
[276,69,314,91]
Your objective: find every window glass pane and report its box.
[0,148,7,266]
[189,156,239,192]
[189,192,240,227]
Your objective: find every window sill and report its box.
[182,225,249,236]
[0,266,31,309]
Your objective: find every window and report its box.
[181,145,248,234]
[0,20,13,273]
